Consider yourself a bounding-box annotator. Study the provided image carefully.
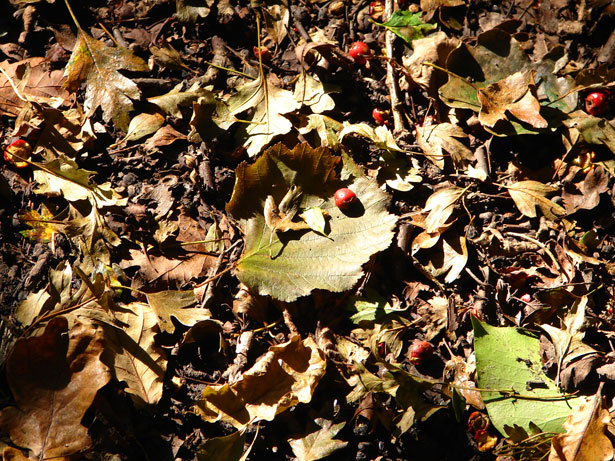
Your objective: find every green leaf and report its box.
[345,289,402,324]
[226,143,397,302]
[372,10,436,44]
[472,317,582,440]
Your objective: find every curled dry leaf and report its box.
[423,185,465,233]
[193,335,326,429]
[416,122,473,169]
[0,316,110,459]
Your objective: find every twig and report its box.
[282,306,299,336]
[384,0,404,134]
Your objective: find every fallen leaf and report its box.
[0,57,71,117]
[102,302,167,407]
[562,166,609,214]
[477,70,548,129]
[423,186,465,233]
[294,72,337,114]
[197,431,246,461]
[123,111,165,142]
[145,289,211,334]
[549,389,614,461]
[288,418,348,461]
[193,335,326,429]
[63,29,149,131]
[0,317,110,459]
[507,180,566,220]
[416,122,473,169]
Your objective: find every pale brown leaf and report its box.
[423,186,465,233]
[549,389,614,461]
[416,122,473,169]
[477,70,548,129]
[194,335,326,429]
[63,30,149,131]
[507,180,566,220]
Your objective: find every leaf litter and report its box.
[3,1,615,460]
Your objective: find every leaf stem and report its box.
[63,0,82,30]
[202,60,255,80]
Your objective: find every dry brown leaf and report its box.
[145,290,211,334]
[102,302,167,407]
[194,335,326,429]
[507,180,566,220]
[0,317,110,459]
[124,111,165,142]
[416,122,473,169]
[562,166,609,214]
[0,57,71,117]
[477,70,548,129]
[401,31,460,94]
[420,0,465,14]
[143,124,187,150]
[63,29,149,131]
[549,389,614,461]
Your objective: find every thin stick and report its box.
[384,0,404,134]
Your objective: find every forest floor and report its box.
[3,0,615,460]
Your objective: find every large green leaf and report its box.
[226,143,397,302]
[472,317,582,440]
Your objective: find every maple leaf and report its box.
[507,180,566,220]
[63,29,149,131]
[288,419,348,461]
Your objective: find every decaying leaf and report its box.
[416,122,473,169]
[0,317,110,459]
[102,302,167,407]
[549,389,614,461]
[477,70,548,129]
[288,419,348,461]
[193,335,326,429]
[507,180,566,220]
[63,29,149,131]
[0,57,71,117]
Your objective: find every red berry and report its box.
[520,293,531,303]
[585,91,610,116]
[372,108,390,125]
[334,187,357,209]
[348,41,370,65]
[3,138,31,168]
[253,46,271,61]
[409,340,433,365]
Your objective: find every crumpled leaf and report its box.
[541,296,599,382]
[102,302,167,407]
[507,180,566,220]
[63,29,149,131]
[294,73,337,114]
[288,418,348,461]
[402,31,460,96]
[0,57,71,117]
[215,74,300,157]
[0,317,110,459]
[416,122,473,169]
[193,335,326,429]
[423,232,468,283]
[423,185,465,233]
[339,122,403,152]
[562,165,609,214]
[226,143,397,302]
[149,81,213,118]
[477,70,548,129]
[145,290,211,334]
[549,390,614,461]
[33,156,127,208]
